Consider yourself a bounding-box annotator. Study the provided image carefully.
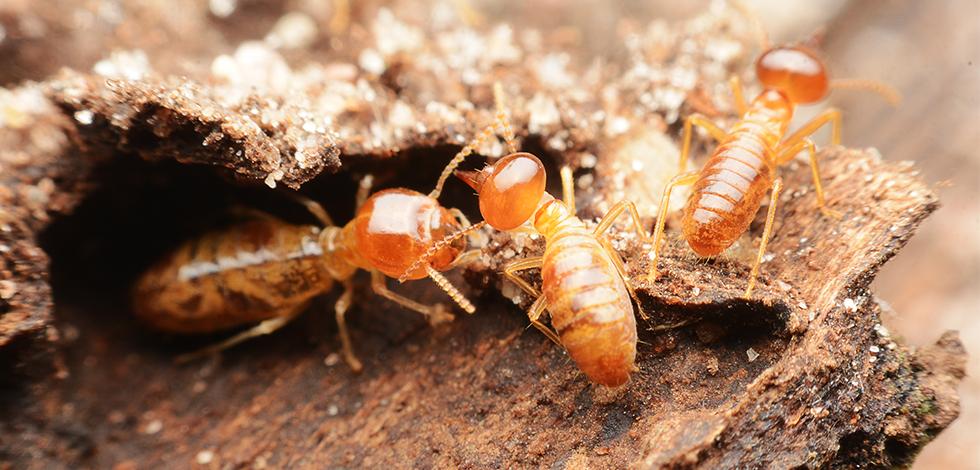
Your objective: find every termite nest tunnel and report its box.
[30,131,789,412]
[37,134,790,364]
[27,140,802,466]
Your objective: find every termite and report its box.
[650,24,899,297]
[408,84,651,387]
[132,171,484,371]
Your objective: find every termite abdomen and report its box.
[133,218,332,333]
[541,231,637,387]
[683,133,775,257]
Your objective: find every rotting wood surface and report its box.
[0,1,966,468]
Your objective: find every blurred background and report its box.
[783,1,978,467]
[739,1,979,466]
[1,0,976,466]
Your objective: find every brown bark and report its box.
[0,2,966,468]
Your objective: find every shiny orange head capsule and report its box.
[455,152,546,231]
[755,45,829,104]
[353,188,465,280]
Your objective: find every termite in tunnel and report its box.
[132,168,486,371]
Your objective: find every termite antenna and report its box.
[426,265,476,314]
[830,78,902,106]
[801,26,828,51]
[493,82,518,154]
[729,0,770,50]
[399,221,487,283]
[429,81,516,200]
[356,174,374,209]
[328,0,350,35]
[450,0,484,28]
[429,125,494,200]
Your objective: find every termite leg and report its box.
[334,280,363,372]
[503,257,560,345]
[370,270,453,324]
[527,296,561,345]
[174,305,305,364]
[560,166,576,213]
[745,177,784,298]
[288,192,335,227]
[729,76,748,114]
[679,113,727,173]
[598,236,650,320]
[777,138,841,219]
[591,199,651,318]
[227,206,278,222]
[781,107,842,149]
[356,174,374,210]
[648,319,696,333]
[449,207,472,228]
[449,208,488,247]
[502,256,544,298]
[649,171,699,280]
[448,249,482,270]
[592,199,648,242]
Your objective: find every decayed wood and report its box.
[47,72,341,189]
[0,2,966,468]
[0,84,79,350]
[468,147,963,468]
[1,147,964,468]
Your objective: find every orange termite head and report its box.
[756,45,829,104]
[353,189,465,280]
[455,152,546,231]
